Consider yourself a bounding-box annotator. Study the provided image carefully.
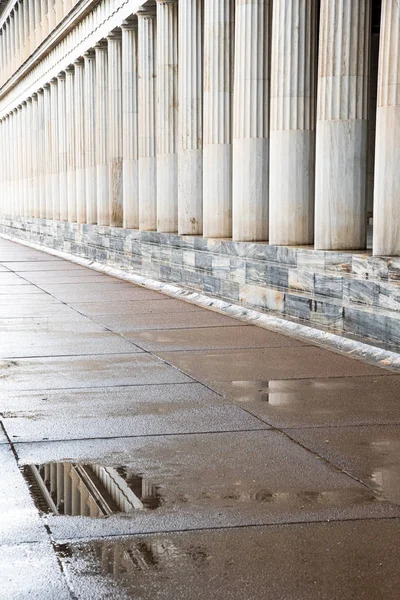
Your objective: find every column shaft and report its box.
[138,9,157,231]
[373,0,400,256]
[269,0,317,245]
[31,94,39,217]
[156,0,178,232]
[315,0,371,250]
[37,90,45,218]
[44,84,52,219]
[233,0,270,242]
[50,78,60,220]
[121,21,139,229]
[95,41,109,225]
[178,0,203,235]
[57,73,68,221]
[203,0,235,238]
[74,59,86,224]
[65,66,76,222]
[84,51,97,224]
[107,31,123,227]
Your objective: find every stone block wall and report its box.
[1,217,400,347]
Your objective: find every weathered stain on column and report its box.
[84,50,97,224]
[50,78,60,221]
[233,0,270,242]
[315,0,371,250]
[74,58,86,224]
[269,0,317,246]
[373,0,400,256]
[137,7,157,231]
[178,0,203,235]
[94,41,109,226]
[57,72,68,221]
[65,65,76,222]
[121,20,139,229]
[107,29,123,227]
[203,0,235,238]
[156,0,178,233]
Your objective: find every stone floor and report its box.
[0,237,400,599]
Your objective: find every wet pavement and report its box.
[0,238,400,599]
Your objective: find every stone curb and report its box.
[2,231,400,372]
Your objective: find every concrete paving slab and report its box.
[57,520,400,600]
[22,272,124,285]
[125,325,307,351]
[0,354,193,390]
[156,347,390,383]
[0,273,31,285]
[0,542,70,599]
[38,282,133,294]
[0,315,109,333]
[285,425,400,506]
[0,445,47,544]
[2,384,265,442]
[70,299,204,318]
[215,376,400,428]
[0,331,141,359]
[0,303,77,319]
[86,311,242,332]
[15,431,400,541]
[0,286,46,295]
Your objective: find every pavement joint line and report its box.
[43,514,400,546]
[11,427,271,446]
[1,232,399,372]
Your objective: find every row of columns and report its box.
[0,0,399,256]
[0,0,76,85]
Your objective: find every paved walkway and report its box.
[1,237,400,599]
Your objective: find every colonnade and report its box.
[0,0,399,256]
[0,0,78,85]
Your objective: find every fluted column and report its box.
[156,0,178,232]
[16,106,22,216]
[315,0,371,250]
[28,0,35,54]
[269,0,317,245]
[34,0,41,47]
[37,89,45,218]
[95,41,109,225]
[57,72,68,221]
[31,93,39,217]
[21,102,28,216]
[50,78,59,220]
[373,0,400,256]
[137,8,157,231]
[74,58,86,224]
[203,0,235,238]
[65,65,76,222]
[44,84,52,219]
[27,98,33,217]
[178,0,203,235]
[107,30,123,227]
[121,20,139,229]
[232,0,270,241]
[40,0,48,40]
[84,50,97,224]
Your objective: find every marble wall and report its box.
[1,216,400,347]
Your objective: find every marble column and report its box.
[37,88,46,218]
[95,40,109,225]
[41,0,48,40]
[44,83,52,219]
[137,7,157,231]
[57,72,68,221]
[156,0,178,232]
[107,30,123,227]
[203,0,235,238]
[269,0,317,245]
[74,58,86,224]
[65,65,76,222]
[373,0,400,256]
[178,0,203,235]
[34,0,41,47]
[84,50,97,224]
[50,77,60,220]
[26,98,33,216]
[315,0,371,250]
[121,20,139,229]
[21,102,28,216]
[232,0,270,242]
[31,93,39,217]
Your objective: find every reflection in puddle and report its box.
[23,463,163,516]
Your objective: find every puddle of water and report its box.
[22,463,163,517]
